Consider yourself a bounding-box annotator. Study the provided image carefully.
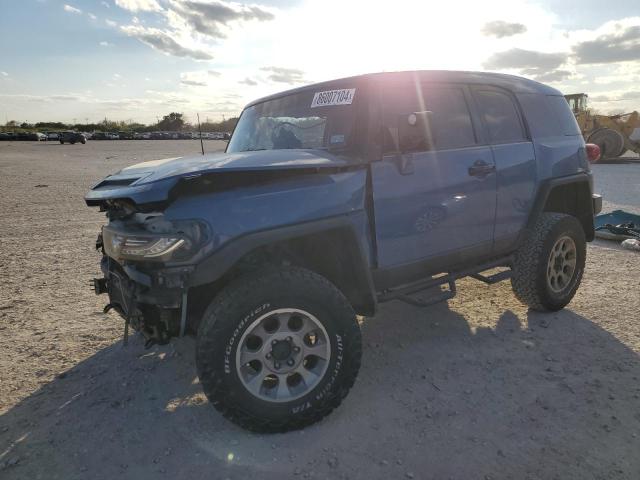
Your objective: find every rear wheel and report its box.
[511,213,586,311]
[196,267,361,433]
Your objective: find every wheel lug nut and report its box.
[266,352,271,359]
[274,362,280,369]
[293,346,300,353]
[287,359,294,366]
[286,336,292,342]
[271,340,277,345]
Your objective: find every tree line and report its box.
[1,113,238,133]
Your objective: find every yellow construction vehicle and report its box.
[565,93,640,160]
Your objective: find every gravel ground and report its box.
[1,141,639,480]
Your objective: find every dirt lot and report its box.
[1,141,639,480]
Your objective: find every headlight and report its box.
[102,227,187,261]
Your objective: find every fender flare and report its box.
[188,215,378,315]
[523,172,596,242]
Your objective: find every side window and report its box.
[422,88,476,150]
[546,95,582,136]
[381,85,476,153]
[474,90,526,144]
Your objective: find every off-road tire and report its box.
[511,213,586,311]
[196,266,362,433]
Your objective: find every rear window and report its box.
[474,90,526,144]
[546,95,582,136]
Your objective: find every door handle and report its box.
[468,160,496,177]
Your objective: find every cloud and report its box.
[531,69,573,83]
[114,0,162,12]
[573,24,640,64]
[101,1,110,7]
[121,25,214,60]
[483,48,568,72]
[168,0,275,39]
[591,90,640,102]
[63,4,82,14]
[0,71,8,77]
[106,19,118,27]
[0,93,83,103]
[50,95,82,101]
[240,77,258,86]
[99,41,113,47]
[181,79,207,86]
[481,20,527,38]
[483,48,570,81]
[180,69,220,86]
[88,13,97,20]
[260,66,305,84]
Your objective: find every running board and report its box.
[398,281,456,308]
[469,269,512,284]
[378,256,512,307]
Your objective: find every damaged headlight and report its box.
[102,227,188,261]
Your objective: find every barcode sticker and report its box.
[310,88,355,108]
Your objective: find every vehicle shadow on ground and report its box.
[1,302,639,480]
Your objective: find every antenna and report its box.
[197,113,204,156]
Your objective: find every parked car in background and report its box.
[36,132,47,141]
[46,132,60,141]
[106,132,120,140]
[119,131,134,140]
[60,131,86,144]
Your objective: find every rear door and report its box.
[371,81,497,269]
[470,87,536,253]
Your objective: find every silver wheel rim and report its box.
[546,235,577,293]
[235,308,331,403]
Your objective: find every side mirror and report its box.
[397,111,433,153]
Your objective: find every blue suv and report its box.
[86,70,602,432]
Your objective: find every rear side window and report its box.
[474,90,526,143]
[382,85,476,153]
[546,95,582,136]
[516,93,561,138]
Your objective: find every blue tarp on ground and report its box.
[594,210,640,240]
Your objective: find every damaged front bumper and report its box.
[92,234,195,347]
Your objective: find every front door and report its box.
[372,81,497,270]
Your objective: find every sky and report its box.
[0,0,639,124]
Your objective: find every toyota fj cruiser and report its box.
[86,70,602,432]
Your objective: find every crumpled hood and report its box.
[85,149,353,206]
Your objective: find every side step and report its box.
[378,256,512,308]
[469,269,512,285]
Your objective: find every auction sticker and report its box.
[311,88,355,108]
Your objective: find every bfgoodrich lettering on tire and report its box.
[196,267,362,433]
[511,213,586,312]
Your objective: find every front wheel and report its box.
[196,267,362,433]
[511,213,586,311]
